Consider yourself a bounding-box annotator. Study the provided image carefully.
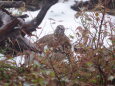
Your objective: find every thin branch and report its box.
[48,58,63,86]
[97,64,107,86]
[97,9,106,48]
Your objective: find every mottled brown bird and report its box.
[36,25,71,52]
[36,25,72,61]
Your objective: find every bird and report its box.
[35,25,72,61]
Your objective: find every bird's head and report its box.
[54,25,65,37]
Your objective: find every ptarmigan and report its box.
[36,25,72,61]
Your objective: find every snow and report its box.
[0,54,6,60]
[24,0,78,43]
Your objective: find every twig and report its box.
[97,9,106,48]
[97,64,107,86]
[48,58,63,86]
